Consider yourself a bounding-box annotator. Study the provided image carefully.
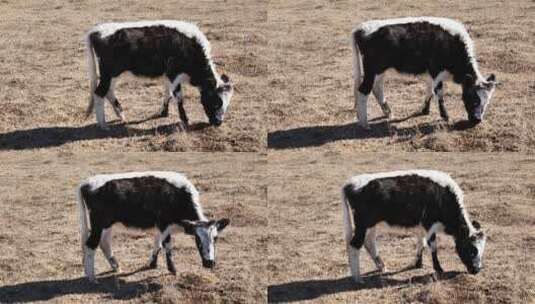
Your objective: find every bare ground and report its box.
[0,152,267,303]
[267,151,535,303]
[0,0,267,152]
[267,0,535,152]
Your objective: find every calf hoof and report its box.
[148,259,158,269]
[381,103,391,118]
[87,276,98,283]
[413,259,423,269]
[178,121,189,132]
[357,122,370,130]
[167,264,177,275]
[352,276,364,284]
[420,108,430,116]
[98,124,110,131]
[441,114,449,122]
[109,257,119,272]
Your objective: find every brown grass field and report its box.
[0,0,267,152]
[268,0,535,152]
[267,151,535,303]
[0,152,267,303]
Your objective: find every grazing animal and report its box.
[76,171,230,282]
[342,170,486,283]
[351,17,497,128]
[85,20,233,130]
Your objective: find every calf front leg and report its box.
[148,231,162,269]
[174,86,189,129]
[364,227,386,272]
[372,74,391,118]
[99,227,119,272]
[162,235,176,275]
[427,233,444,275]
[434,82,449,121]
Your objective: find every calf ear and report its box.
[472,220,481,230]
[216,218,230,231]
[463,74,475,87]
[221,74,230,83]
[487,74,496,83]
[180,220,197,235]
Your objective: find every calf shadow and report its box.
[268,112,450,149]
[0,267,161,303]
[267,270,462,303]
[0,120,210,151]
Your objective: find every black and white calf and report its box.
[76,171,230,282]
[342,170,486,283]
[85,20,233,130]
[351,17,497,128]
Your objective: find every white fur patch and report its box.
[475,86,495,120]
[353,17,482,79]
[344,170,475,234]
[80,171,206,221]
[197,225,218,261]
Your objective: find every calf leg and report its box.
[155,82,171,118]
[105,78,125,121]
[173,85,189,129]
[99,227,119,272]
[421,77,434,115]
[162,234,177,275]
[348,224,367,283]
[413,230,426,268]
[364,227,386,272]
[356,71,376,129]
[84,222,103,282]
[427,233,444,274]
[372,73,391,118]
[93,74,112,130]
[148,231,162,269]
[434,82,449,121]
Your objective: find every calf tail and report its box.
[76,184,90,251]
[85,33,97,118]
[351,29,363,109]
[342,185,355,245]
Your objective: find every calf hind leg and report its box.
[84,224,103,282]
[356,70,376,129]
[93,74,112,130]
[348,225,367,283]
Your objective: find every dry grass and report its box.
[0,152,267,303]
[267,151,535,303]
[267,0,535,152]
[0,0,267,152]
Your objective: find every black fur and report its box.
[344,173,484,275]
[89,23,231,126]
[353,19,493,122]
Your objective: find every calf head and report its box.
[201,74,233,126]
[462,74,497,123]
[181,218,230,268]
[455,220,487,274]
